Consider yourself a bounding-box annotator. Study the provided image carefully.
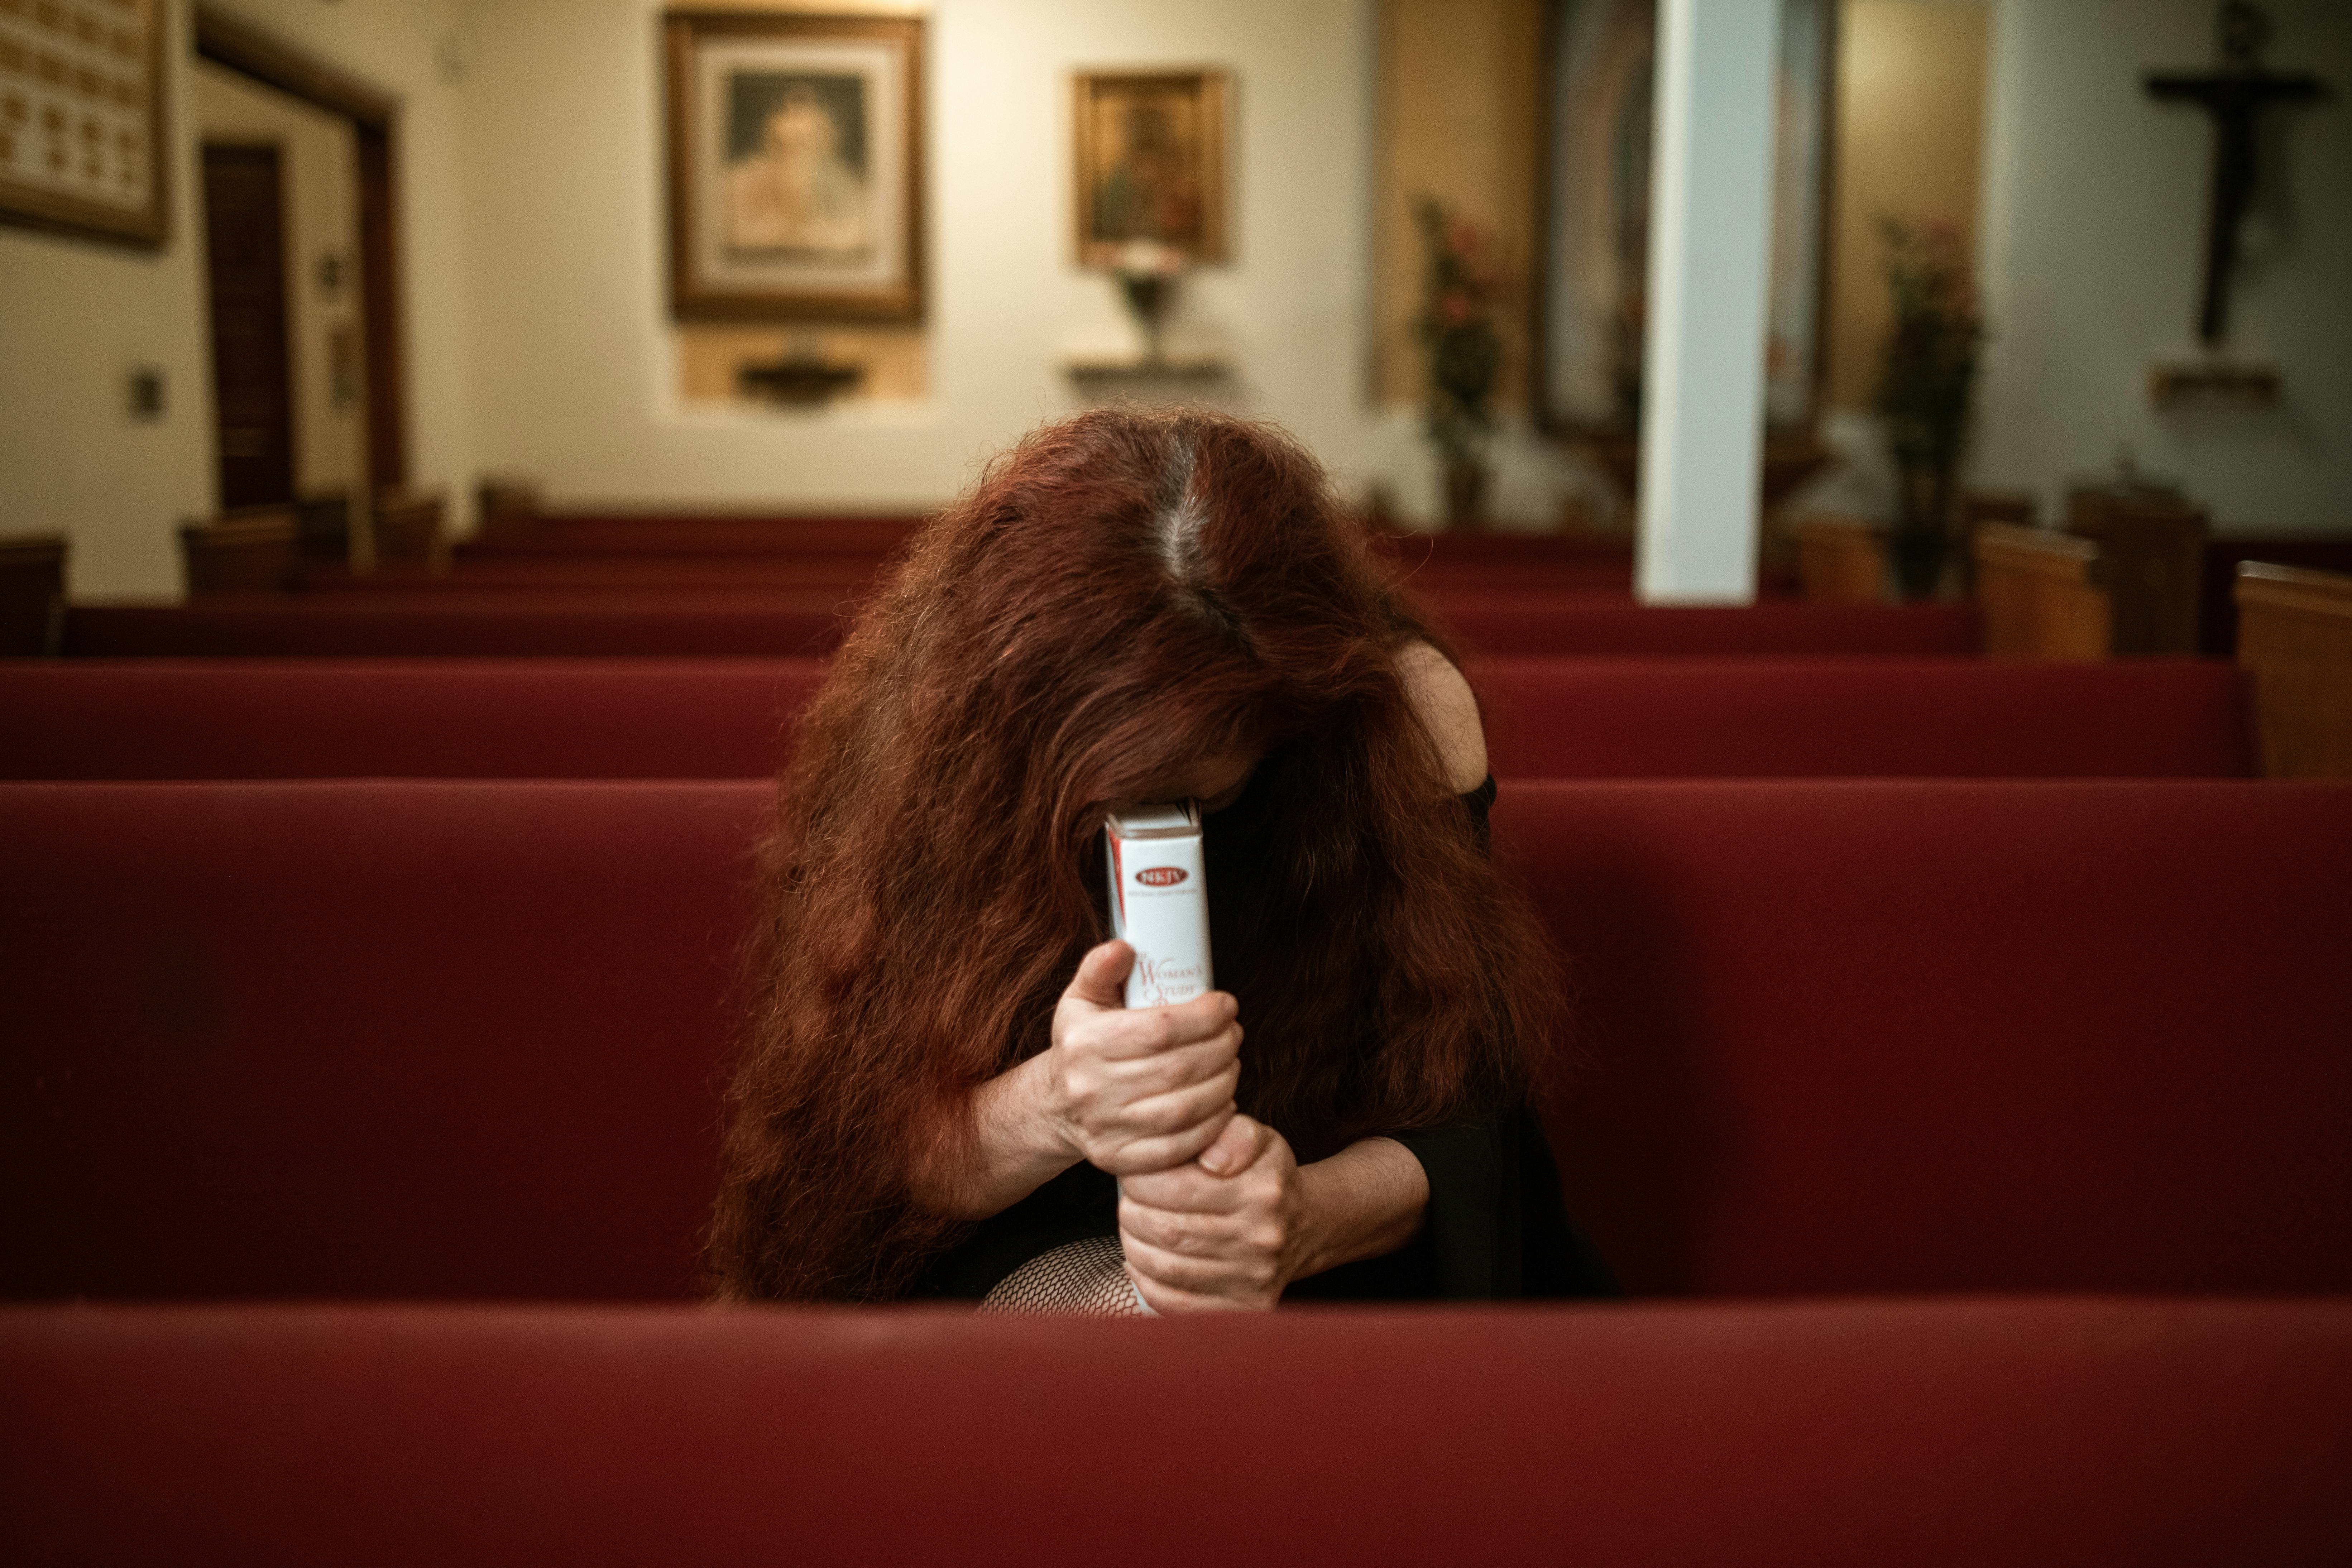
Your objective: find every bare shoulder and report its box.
[1395,639,1489,793]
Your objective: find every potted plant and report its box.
[1874,218,1985,599]
[1414,198,1503,527]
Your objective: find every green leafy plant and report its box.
[1873,217,1985,597]
[1414,197,1503,473]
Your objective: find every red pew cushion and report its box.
[1424,595,1984,656]
[1473,657,2256,777]
[62,593,1985,658]
[63,594,854,657]
[1503,779,2352,1296]
[0,780,770,1300]
[5,1300,2349,1566]
[323,556,892,590]
[463,513,924,556]
[0,657,2253,780]
[0,659,828,779]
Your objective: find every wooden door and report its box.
[202,143,296,510]
[356,121,406,489]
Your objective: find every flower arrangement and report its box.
[1414,197,1504,523]
[1873,217,1985,597]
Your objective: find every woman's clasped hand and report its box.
[1046,938,1305,1310]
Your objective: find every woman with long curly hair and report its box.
[709,407,1617,1310]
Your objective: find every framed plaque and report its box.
[0,0,169,246]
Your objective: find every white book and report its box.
[1104,802,1213,1010]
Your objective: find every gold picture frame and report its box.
[665,9,926,322]
[0,0,170,247]
[1072,69,1230,268]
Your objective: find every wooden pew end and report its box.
[2237,561,2352,778]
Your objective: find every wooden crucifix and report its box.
[2144,0,2326,347]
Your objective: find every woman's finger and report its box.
[1058,941,1133,1012]
[1196,1112,1271,1177]
[1110,1060,1240,1136]
[1116,1157,1249,1213]
[1118,1194,1244,1258]
[1098,1102,1238,1176]
[1121,1232,1271,1303]
[1085,993,1238,1059]
[1096,1024,1240,1097]
[1126,1265,1231,1317]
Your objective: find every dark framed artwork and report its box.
[0,0,169,246]
[1536,0,1836,433]
[665,10,925,321]
[1072,69,1229,267]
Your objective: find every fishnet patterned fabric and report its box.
[979,1234,1147,1317]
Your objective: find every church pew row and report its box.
[298,553,1643,595]
[61,594,856,658]
[459,509,1637,585]
[5,1299,2346,1568]
[318,516,1642,599]
[0,657,2258,781]
[3,777,2343,1304]
[464,512,925,557]
[56,594,1985,659]
[315,554,907,593]
[1428,596,1982,656]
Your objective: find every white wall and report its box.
[0,0,476,595]
[1972,0,2351,534]
[459,0,1390,513]
[0,0,209,596]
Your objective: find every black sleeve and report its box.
[1386,1109,1622,1300]
[1385,1120,1508,1297]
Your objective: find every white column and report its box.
[1637,0,1782,603]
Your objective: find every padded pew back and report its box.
[1473,658,2254,777]
[8,1300,2350,1567]
[1504,779,2352,1296]
[4,779,2347,1301]
[0,781,768,1300]
[1430,598,1983,657]
[59,595,1982,659]
[63,595,854,657]
[0,660,828,779]
[1,657,2255,780]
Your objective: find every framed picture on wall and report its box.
[0,0,169,246]
[664,10,925,321]
[1072,69,1230,267]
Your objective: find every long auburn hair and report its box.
[709,408,1563,1301]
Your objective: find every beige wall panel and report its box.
[1826,0,1990,412]
[1374,0,1544,410]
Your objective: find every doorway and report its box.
[193,6,407,503]
[201,143,296,510]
